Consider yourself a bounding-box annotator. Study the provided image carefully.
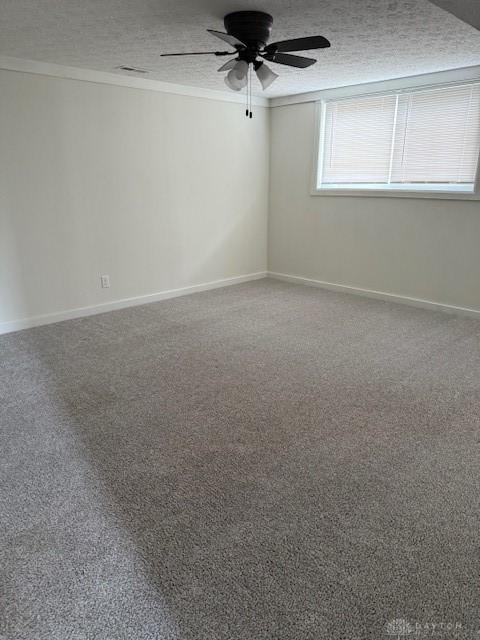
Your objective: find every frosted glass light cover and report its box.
[225,60,248,91]
[255,62,278,90]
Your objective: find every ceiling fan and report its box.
[161,11,330,116]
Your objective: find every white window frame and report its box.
[311,80,480,200]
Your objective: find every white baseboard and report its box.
[3,270,477,335]
[268,271,480,319]
[0,272,267,335]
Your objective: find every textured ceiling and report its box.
[430,0,480,30]
[1,0,480,97]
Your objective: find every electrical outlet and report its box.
[100,275,110,289]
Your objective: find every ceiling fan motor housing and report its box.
[224,11,273,54]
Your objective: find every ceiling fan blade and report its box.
[263,52,317,68]
[161,50,232,57]
[217,59,237,72]
[207,29,246,49]
[265,35,330,53]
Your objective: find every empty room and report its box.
[1,1,480,638]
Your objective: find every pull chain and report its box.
[246,64,249,117]
[249,65,253,119]
[245,64,253,119]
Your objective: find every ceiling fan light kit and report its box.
[225,60,249,91]
[161,10,330,118]
[255,61,279,91]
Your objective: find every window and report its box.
[315,82,480,195]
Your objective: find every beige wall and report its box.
[268,101,480,311]
[0,70,269,327]
[3,69,479,329]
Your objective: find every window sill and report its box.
[310,187,480,201]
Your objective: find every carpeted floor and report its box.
[1,278,480,640]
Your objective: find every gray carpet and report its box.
[1,278,480,640]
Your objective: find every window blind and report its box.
[318,82,480,192]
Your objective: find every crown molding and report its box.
[0,55,269,107]
[2,56,480,111]
[270,65,480,107]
